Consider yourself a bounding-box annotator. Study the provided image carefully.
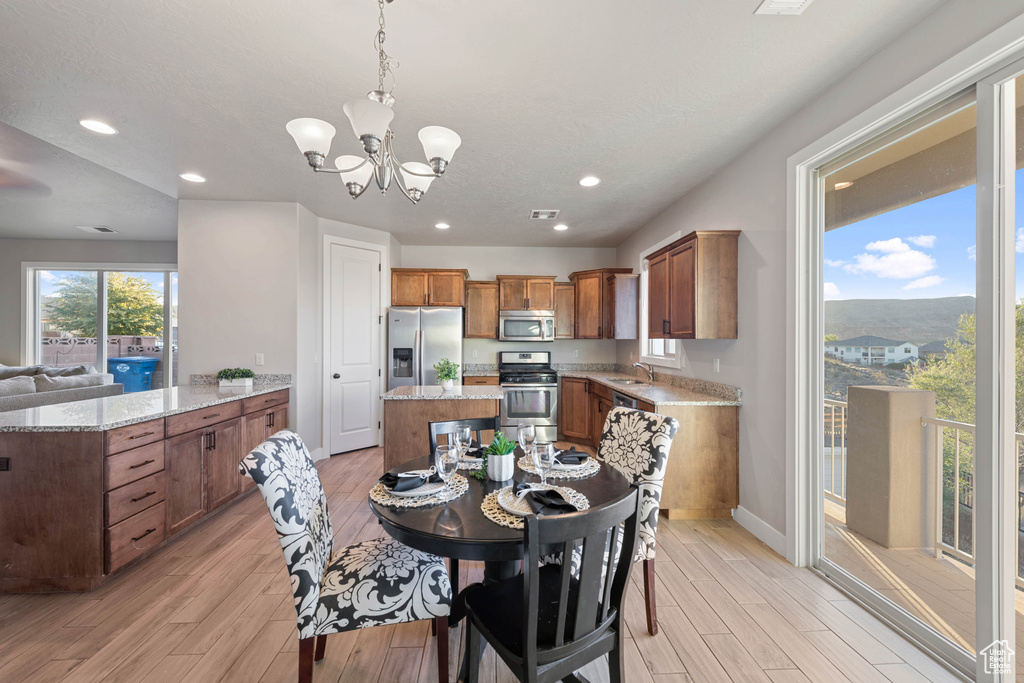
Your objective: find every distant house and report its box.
[825,335,918,366]
[918,340,949,360]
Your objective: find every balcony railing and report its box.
[824,399,1024,588]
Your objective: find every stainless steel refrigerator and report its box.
[388,307,463,389]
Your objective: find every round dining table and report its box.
[368,455,632,583]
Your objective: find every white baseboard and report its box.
[310,447,325,462]
[732,506,787,558]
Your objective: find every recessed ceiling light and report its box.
[553,224,568,231]
[179,173,206,183]
[578,176,600,187]
[79,119,117,135]
[435,222,450,230]
[834,181,854,190]
[74,225,117,234]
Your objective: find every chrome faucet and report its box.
[632,361,654,383]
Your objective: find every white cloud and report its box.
[906,235,936,248]
[967,245,976,261]
[38,271,57,283]
[903,275,945,290]
[823,282,841,299]
[844,248,936,279]
[1017,227,1024,253]
[865,238,912,253]
[824,258,845,267]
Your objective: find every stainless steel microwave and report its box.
[498,310,555,342]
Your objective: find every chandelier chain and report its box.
[376,0,394,94]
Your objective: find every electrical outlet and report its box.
[713,358,720,373]
[255,353,265,366]
[629,351,636,361]
[472,349,478,358]
[573,349,579,358]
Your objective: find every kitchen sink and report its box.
[604,378,646,385]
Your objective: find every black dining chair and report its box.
[427,415,500,593]
[459,486,641,683]
[427,415,501,453]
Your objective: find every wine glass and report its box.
[531,441,556,488]
[518,423,536,461]
[452,424,472,462]
[434,445,458,503]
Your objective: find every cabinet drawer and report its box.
[589,381,613,401]
[106,501,166,573]
[106,441,165,490]
[242,389,289,414]
[165,401,242,438]
[463,376,499,386]
[638,400,656,413]
[106,418,165,455]
[106,472,165,526]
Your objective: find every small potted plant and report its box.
[483,431,517,482]
[433,357,460,391]
[217,367,255,388]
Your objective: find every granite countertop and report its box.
[461,370,499,377]
[382,385,504,400]
[0,383,292,432]
[558,371,741,406]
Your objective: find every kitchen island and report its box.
[382,385,503,472]
[0,383,290,592]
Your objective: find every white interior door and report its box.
[328,243,380,454]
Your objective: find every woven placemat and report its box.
[517,456,600,480]
[480,485,590,530]
[369,473,469,509]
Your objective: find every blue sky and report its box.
[823,169,1024,301]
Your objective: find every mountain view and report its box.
[824,296,975,345]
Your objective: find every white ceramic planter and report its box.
[487,453,514,482]
[219,378,253,388]
[440,379,455,391]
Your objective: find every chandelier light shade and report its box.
[284,0,459,205]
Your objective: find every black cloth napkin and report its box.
[513,482,577,516]
[463,438,483,454]
[379,470,442,492]
[554,447,588,465]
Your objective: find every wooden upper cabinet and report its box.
[497,276,555,310]
[646,230,738,339]
[464,281,499,339]
[553,282,575,339]
[391,269,468,307]
[569,268,634,339]
[605,274,639,340]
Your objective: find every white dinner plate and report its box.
[551,458,590,471]
[496,485,577,516]
[388,470,448,498]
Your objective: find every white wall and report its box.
[0,238,177,366]
[615,0,1024,545]
[401,245,620,366]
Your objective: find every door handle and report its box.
[333,373,340,379]
[663,320,669,334]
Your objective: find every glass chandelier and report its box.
[285,0,460,204]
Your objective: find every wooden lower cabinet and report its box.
[165,429,207,535]
[206,417,242,510]
[240,401,290,491]
[592,394,613,447]
[463,375,499,386]
[559,377,590,440]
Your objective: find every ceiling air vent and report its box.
[754,0,815,15]
[530,210,559,220]
[74,225,118,234]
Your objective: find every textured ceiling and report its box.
[0,0,944,246]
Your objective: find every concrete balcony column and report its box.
[846,385,937,549]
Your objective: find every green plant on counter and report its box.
[470,430,519,480]
[433,357,460,382]
[217,368,256,380]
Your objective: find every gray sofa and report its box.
[0,364,123,413]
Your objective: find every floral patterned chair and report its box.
[240,431,452,683]
[595,407,679,635]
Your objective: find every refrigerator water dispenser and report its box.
[392,348,413,378]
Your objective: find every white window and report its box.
[904,347,911,353]
[888,347,895,353]
[638,231,683,368]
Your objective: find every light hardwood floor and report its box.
[0,446,962,683]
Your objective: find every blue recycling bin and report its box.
[107,356,160,393]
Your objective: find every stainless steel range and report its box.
[498,351,558,443]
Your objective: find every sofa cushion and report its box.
[0,376,37,397]
[34,374,107,393]
[41,364,97,377]
[0,365,44,380]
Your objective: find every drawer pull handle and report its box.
[131,491,157,503]
[202,413,221,420]
[131,528,157,549]
[129,431,155,440]
[265,398,275,403]
[129,459,156,470]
